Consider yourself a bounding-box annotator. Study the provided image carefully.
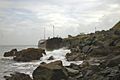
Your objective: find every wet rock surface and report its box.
[4,48,46,62]
[4,72,32,80]
[32,60,68,80]
[4,49,17,57]
[13,48,46,62]
[47,56,54,60]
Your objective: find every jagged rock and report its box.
[99,67,120,80]
[70,47,81,53]
[69,63,80,70]
[82,46,93,54]
[80,60,90,68]
[4,49,17,57]
[89,46,111,56]
[66,68,79,76]
[4,72,32,80]
[40,62,46,65]
[32,60,68,80]
[65,52,87,61]
[13,48,46,62]
[48,56,54,60]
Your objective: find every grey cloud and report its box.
[0,0,120,45]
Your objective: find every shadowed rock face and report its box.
[13,48,46,62]
[112,21,120,30]
[46,37,63,51]
[32,60,68,80]
[4,72,32,80]
[38,37,63,50]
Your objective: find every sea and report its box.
[0,45,82,80]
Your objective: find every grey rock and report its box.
[66,68,79,76]
[4,72,32,80]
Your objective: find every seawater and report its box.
[0,45,82,80]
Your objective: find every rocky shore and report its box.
[3,21,120,80]
[4,48,46,62]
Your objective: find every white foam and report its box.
[13,48,83,67]
[40,48,83,66]
[12,48,83,76]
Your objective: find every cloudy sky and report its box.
[0,0,120,45]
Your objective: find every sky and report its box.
[0,0,120,45]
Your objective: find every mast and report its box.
[53,25,55,38]
[44,26,46,49]
[95,27,96,32]
[44,26,46,40]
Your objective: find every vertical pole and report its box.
[53,25,55,38]
[95,27,96,32]
[44,26,46,40]
[44,26,46,50]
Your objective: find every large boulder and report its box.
[46,37,63,50]
[4,49,17,57]
[89,46,111,57]
[13,48,46,62]
[65,52,87,61]
[32,60,68,80]
[4,72,32,80]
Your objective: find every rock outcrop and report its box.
[4,49,17,57]
[38,37,64,50]
[46,37,63,50]
[32,60,68,80]
[13,48,46,62]
[63,21,120,80]
[65,21,120,61]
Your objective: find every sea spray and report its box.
[1,48,83,79]
[41,48,83,66]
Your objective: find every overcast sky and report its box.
[0,0,120,45]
